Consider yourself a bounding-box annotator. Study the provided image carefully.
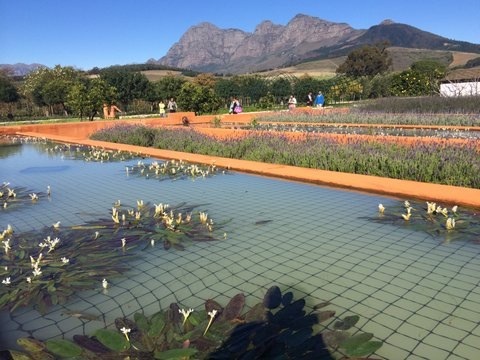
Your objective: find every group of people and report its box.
[288,91,325,110]
[158,98,177,117]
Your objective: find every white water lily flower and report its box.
[29,193,38,201]
[451,205,458,214]
[52,221,61,229]
[120,327,131,341]
[121,238,126,247]
[179,308,194,325]
[26,277,32,283]
[3,239,11,255]
[378,204,385,214]
[32,267,42,277]
[102,279,108,289]
[402,213,411,221]
[426,202,436,214]
[61,257,69,264]
[441,208,449,217]
[446,218,456,230]
[2,277,11,285]
[204,309,218,336]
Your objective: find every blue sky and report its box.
[1,0,479,70]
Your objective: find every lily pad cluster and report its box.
[0,182,47,211]
[126,159,227,181]
[8,286,382,360]
[372,200,480,244]
[0,201,225,314]
[44,143,140,162]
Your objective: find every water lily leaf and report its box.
[244,302,266,322]
[17,337,46,353]
[73,335,111,354]
[154,347,198,359]
[281,291,294,306]
[317,310,336,323]
[322,330,350,349]
[134,312,150,331]
[148,313,166,338]
[344,340,382,357]
[333,315,359,330]
[313,301,331,310]
[94,329,130,352]
[263,285,282,309]
[9,350,36,360]
[45,339,83,358]
[187,310,205,326]
[222,293,245,321]
[340,332,373,349]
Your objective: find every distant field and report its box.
[141,70,183,81]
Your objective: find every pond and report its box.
[1,139,480,359]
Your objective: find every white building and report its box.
[440,68,480,97]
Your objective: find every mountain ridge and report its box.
[155,14,480,74]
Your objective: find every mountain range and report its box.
[153,14,480,74]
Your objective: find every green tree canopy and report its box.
[0,73,20,103]
[336,43,392,78]
[100,68,150,109]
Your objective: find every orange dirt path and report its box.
[2,110,480,210]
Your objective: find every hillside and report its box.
[156,15,480,74]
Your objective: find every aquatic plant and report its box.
[368,200,480,244]
[0,201,225,314]
[0,182,48,211]
[44,142,140,162]
[126,159,227,181]
[8,286,382,359]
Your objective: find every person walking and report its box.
[159,100,166,118]
[167,98,177,113]
[314,91,325,107]
[288,95,297,110]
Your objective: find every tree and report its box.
[237,75,269,105]
[154,75,186,101]
[100,68,150,110]
[336,43,392,78]
[177,82,222,115]
[269,77,292,103]
[67,78,116,120]
[22,65,81,116]
[0,74,19,103]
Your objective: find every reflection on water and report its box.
[1,140,480,359]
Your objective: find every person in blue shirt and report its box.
[314,91,325,107]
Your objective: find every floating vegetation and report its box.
[126,159,227,181]
[7,286,382,359]
[0,201,226,314]
[367,200,480,244]
[0,182,48,211]
[44,143,140,162]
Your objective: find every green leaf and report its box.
[148,313,166,337]
[340,332,374,349]
[333,315,359,330]
[134,312,150,331]
[94,329,130,352]
[45,339,83,357]
[17,337,46,353]
[154,348,198,359]
[344,340,383,357]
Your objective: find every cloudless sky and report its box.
[1,0,479,70]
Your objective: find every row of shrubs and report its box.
[91,124,480,189]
